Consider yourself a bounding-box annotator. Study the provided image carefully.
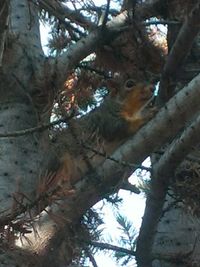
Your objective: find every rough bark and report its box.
[2,0,200,266]
[22,72,200,266]
[0,0,48,215]
[158,1,200,104]
[136,112,200,266]
[137,1,200,267]
[0,1,161,266]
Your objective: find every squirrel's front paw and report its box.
[144,106,158,121]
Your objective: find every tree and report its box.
[1,0,200,266]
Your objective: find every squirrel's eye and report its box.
[125,79,136,89]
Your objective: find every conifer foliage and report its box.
[1,0,200,266]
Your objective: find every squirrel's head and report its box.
[122,79,154,99]
[121,79,155,117]
[106,79,155,129]
[107,78,155,116]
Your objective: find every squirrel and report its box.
[87,78,156,141]
[50,79,156,191]
[32,79,157,254]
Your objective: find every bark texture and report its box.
[1,0,200,267]
[136,1,200,267]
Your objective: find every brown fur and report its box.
[52,79,156,189]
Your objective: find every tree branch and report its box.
[0,0,9,67]
[91,241,136,257]
[85,250,99,267]
[49,10,128,89]
[77,63,111,79]
[81,143,151,172]
[120,180,140,194]
[100,0,111,28]
[38,73,200,266]
[98,73,200,186]
[136,112,200,266]
[143,20,180,26]
[0,114,73,138]
[37,0,94,29]
[158,1,200,104]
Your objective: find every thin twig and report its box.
[0,1,9,67]
[143,20,180,26]
[101,0,111,29]
[91,241,136,256]
[85,250,99,267]
[77,63,111,79]
[0,114,74,138]
[81,142,151,172]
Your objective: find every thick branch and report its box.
[136,112,200,266]
[158,1,200,104]
[99,73,200,184]
[81,143,151,172]
[50,11,128,89]
[39,73,200,266]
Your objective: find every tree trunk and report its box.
[2,0,200,266]
[152,196,200,267]
[0,0,51,210]
[0,1,54,265]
